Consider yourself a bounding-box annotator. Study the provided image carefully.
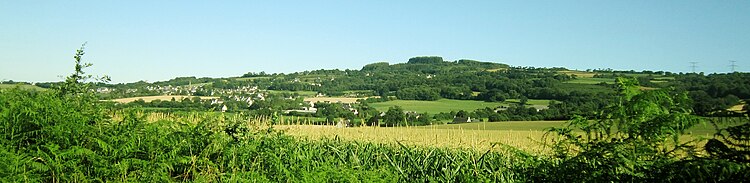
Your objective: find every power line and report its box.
[689,62,698,73]
[729,60,738,72]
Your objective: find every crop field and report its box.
[277,119,725,156]
[108,95,219,103]
[557,70,596,78]
[370,99,550,114]
[277,124,551,154]
[0,83,47,91]
[421,121,566,131]
[426,120,724,137]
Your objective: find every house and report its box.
[452,117,477,123]
[336,119,350,128]
[221,105,228,112]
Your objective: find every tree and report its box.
[477,89,506,102]
[396,87,440,101]
[59,43,110,96]
[520,96,529,106]
[407,56,443,64]
[382,106,405,126]
[455,110,468,118]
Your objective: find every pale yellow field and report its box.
[729,103,746,112]
[109,95,219,103]
[276,124,551,154]
[558,70,596,78]
[304,97,366,104]
[276,122,709,156]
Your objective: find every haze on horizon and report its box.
[1,1,749,84]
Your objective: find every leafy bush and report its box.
[533,78,701,182]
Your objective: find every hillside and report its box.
[14,56,749,122]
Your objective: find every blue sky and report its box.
[1,1,748,83]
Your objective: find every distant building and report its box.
[452,117,477,123]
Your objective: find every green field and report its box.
[505,98,553,105]
[565,77,615,84]
[0,83,47,91]
[370,99,507,113]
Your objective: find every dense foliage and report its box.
[530,78,750,182]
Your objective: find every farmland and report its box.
[277,119,727,155]
[277,124,551,153]
[564,77,615,84]
[557,70,596,78]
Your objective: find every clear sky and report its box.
[1,1,749,83]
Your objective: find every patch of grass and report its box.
[370,99,506,114]
[559,83,614,93]
[558,70,596,78]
